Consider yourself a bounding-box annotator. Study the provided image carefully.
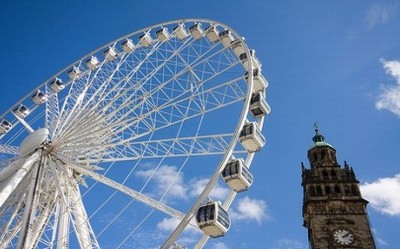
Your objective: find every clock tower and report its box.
[301,126,376,249]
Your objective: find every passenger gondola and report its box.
[0,119,12,134]
[189,23,204,40]
[173,24,189,40]
[86,56,100,70]
[121,39,135,53]
[231,39,245,57]
[156,27,170,42]
[138,32,153,47]
[49,78,64,92]
[222,158,253,192]
[13,104,30,119]
[244,68,268,93]
[219,30,235,48]
[32,90,47,105]
[206,26,219,43]
[239,49,261,70]
[196,201,231,238]
[239,122,265,153]
[104,47,118,61]
[249,91,271,118]
[68,67,81,79]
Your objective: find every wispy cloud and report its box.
[188,178,230,200]
[360,174,400,216]
[376,59,400,117]
[211,241,230,249]
[156,217,201,247]
[135,164,188,200]
[267,239,307,249]
[366,3,398,28]
[231,196,269,224]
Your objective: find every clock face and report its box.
[333,229,354,245]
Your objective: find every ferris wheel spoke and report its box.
[58,155,188,223]
[0,144,19,156]
[58,76,245,154]
[94,134,236,162]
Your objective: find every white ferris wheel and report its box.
[0,19,270,248]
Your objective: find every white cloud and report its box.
[188,178,230,200]
[267,239,307,249]
[376,59,400,117]
[366,3,398,28]
[156,217,200,247]
[360,174,400,216]
[211,241,230,249]
[135,165,187,200]
[231,196,268,224]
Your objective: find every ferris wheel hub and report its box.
[19,128,49,156]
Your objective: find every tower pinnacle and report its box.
[312,122,325,144]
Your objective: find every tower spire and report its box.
[312,122,325,143]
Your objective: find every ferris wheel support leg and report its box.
[0,151,41,209]
[16,151,44,249]
[69,182,100,249]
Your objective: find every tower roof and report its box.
[310,123,334,149]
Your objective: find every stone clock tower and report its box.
[301,126,376,249]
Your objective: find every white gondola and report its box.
[49,78,64,92]
[32,90,47,105]
[138,32,153,47]
[189,23,204,40]
[249,91,271,118]
[86,56,100,70]
[104,47,118,61]
[173,24,189,40]
[219,30,235,48]
[240,49,261,70]
[68,67,81,79]
[231,39,245,57]
[13,104,30,119]
[239,122,265,153]
[206,25,219,43]
[156,27,170,42]
[244,68,268,92]
[222,158,253,192]
[121,39,135,53]
[0,119,12,134]
[196,201,230,238]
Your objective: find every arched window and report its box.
[309,186,316,196]
[331,170,337,179]
[322,170,329,180]
[344,185,351,195]
[351,185,359,196]
[316,186,322,196]
[334,185,341,194]
[314,152,318,162]
[321,150,325,159]
[325,186,331,194]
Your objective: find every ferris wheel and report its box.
[0,19,270,248]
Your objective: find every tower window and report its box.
[344,185,351,195]
[331,170,337,180]
[325,186,331,194]
[309,186,316,196]
[321,150,325,159]
[316,186,322,196]
[334,185,341,194]
[322,170,329,180]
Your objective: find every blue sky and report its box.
[1,0,400,248]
